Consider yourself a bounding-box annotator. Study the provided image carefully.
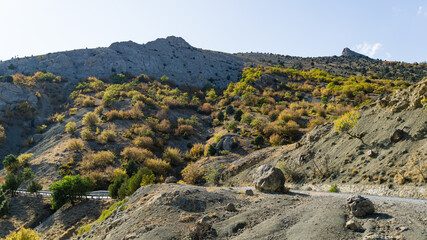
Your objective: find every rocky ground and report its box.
[73,183,426,240]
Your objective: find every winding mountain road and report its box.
[15,189,111,199]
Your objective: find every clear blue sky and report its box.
[0,0,426,63]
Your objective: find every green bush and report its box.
[27,180,43,194]
[240,113,254,124]
[234,109,243,122]
[226,120,239,132]
[108,174,128,199]
[328,184,338,192]
[3,173,19,197]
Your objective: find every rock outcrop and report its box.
[0,36,244,88]
[341,48,368,58]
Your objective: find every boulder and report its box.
[216,134,238,152]
[225,203,236,212]
[253,165,286,193]
[346,195,375,217]
[165,176,177,183]
[244,189,254,196]
[390,129,405,143]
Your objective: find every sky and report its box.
[0,0,426,63]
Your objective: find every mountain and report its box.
[341,47,368,58]
[0,36,244,88]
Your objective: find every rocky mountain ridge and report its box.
[0,36,244,88]
[341,47,368,58]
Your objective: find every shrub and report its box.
[307,117,327,130]
[157,119,171,132]
[94,106,104,115]
[1,228,41,240]
[145,158,171,176]
[240,113,254,124]
[162,147,182,165]
[328,184,338,192]
[65,122,77,134]
[201,103,213,114]
[334,111,359,138]
[35,124,47,134]
[181,162,204,185]
[66,139,84,152]
[269,134,283,146]
[49,175,94,209]
[278,109,300,122]
[250,118,265,131]
[97,129,117,144]
[55,113,65,123]
[190,143,204,159]
[226,120,239,132]
[133,124,155,137]
[81,129,95,141]
[214,134,223,143]
[81,151,115,170]
[205,144,217,156]
[82,112,99,127]
[133,136,154,149]
[121,147,154,164]
[3,154,19,174]
[175,125,194,138]
[106,109,124,121]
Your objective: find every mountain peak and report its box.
[341,47,368,58]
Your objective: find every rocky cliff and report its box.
[0,36,244,88]
[341,48,368,58]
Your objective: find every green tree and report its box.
[3,154,18,174]
[206,144,217,156]
[216,111,225,122]
[0,187,9,217]
[19,168,35,182]
[253,135,265,148]
[27,180,43,195]
[234,109,243,122]
[124,160,138,177]
[126,167,154,196]
[3,173,19,197]
[108,174,128,199]
[225,105,235,115]
[49,175,94,209]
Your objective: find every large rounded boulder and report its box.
[346,195,375,217]
[253,164,286,193]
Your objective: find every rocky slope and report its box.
[222,79,427,198]
[74,184,427,240]
[0,36,244,88]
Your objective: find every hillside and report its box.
[0,37,425,239]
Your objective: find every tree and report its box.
[19,168,35,182]
[27,180,43,195]
[206,144,217,156]
[124,160,138,177]
[334,111,360,139]
[3,154,18,174]
[253,135,265,148]
[0,187,9,217]
[216,111,225,122]
[108,174,128,199]
[225,105,235,115]
[3,173,19,197]
[49,175,94,209]
[234,110,243,122]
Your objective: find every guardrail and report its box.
[16,189,111,199]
